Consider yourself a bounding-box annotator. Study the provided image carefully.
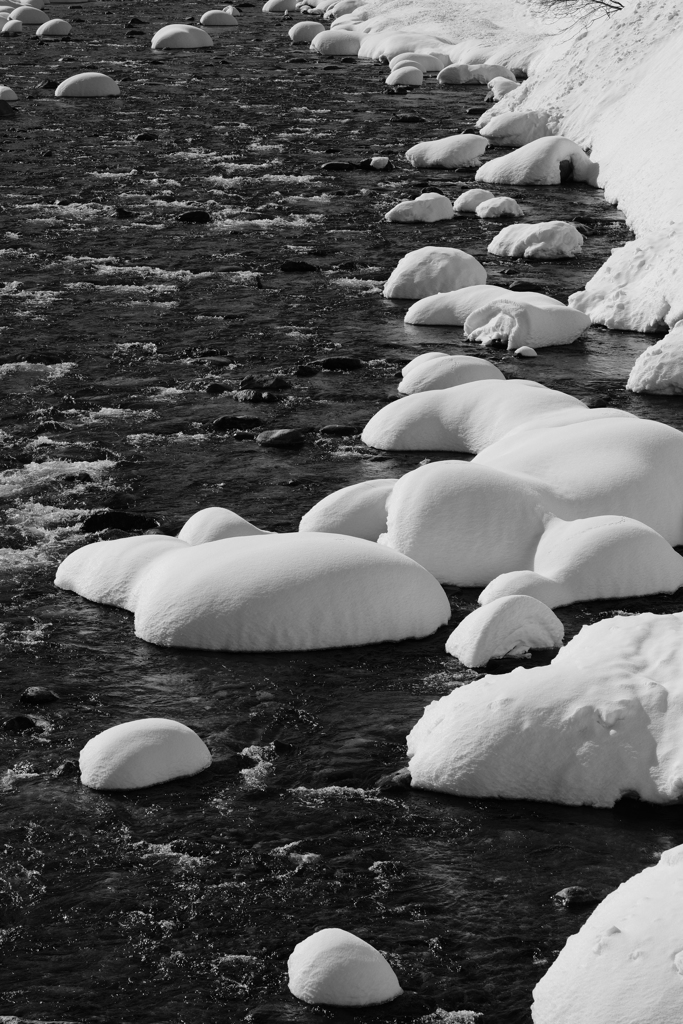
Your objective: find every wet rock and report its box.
[256,428,307,448]
[559,158,573,183]
[20,687,58,705]
[319,424,359,436]
[176,210,212,224]
[280,258,318,273]
[376,767,412,791]
[53,759,79,778]
[316,355,363,370]
[507,278,550,295]
[3,715,43,734]
[391,112,426,122]
[126,30,144,36]
[234,430,255,440]
[127,16,147,25]
[232,389,278,403]
[135,131,157,141]
[321,160,356,171]
[359,156,394,171]
[0,100,16,119]
[296,364,319,377]
[206,381,227,394]
[212,413,263,430]
[115,207,136,219]
[369,859,405,877]
[553,885,600,908]
[467,106,488,115]
[240,374,290,391]
[81,510,160,533]
[37,79,59,89]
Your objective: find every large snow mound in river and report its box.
[626,322,683,394]
[446,595,563,667]
[384,246,486,300]
[532,844,683,1023]
[80,718,211,791]
[405,134,488,169]
[488,221,583,259]
[476,136,599,187]
[408,611,683,806]
[288,928,402,1006]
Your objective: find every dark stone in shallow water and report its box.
[316,355,363,370]
[0,100,16,119]
[507,278,550,295]
[232,389,278,403]
[3,715,43,734]
[82,510,160,533]
[213,414,263,430]
[280,259,318,273]
[295,364,319,377]
[319,424,359,436]
[21,687,58,705]
[467,106,488,115]
[36,79,58,89]
[53,760,80,778]
[240,374,290,391]
[115,207,136,219]
[553,885,600,908]
[391,112,426,122]
[376,767,411,791]
[206,381,227,394]
[321,160,356,171]
[256,429,306,448]
[176,210,212,224]
[135,131,157,141]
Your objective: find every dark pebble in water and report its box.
[420,186,444,196]
[232,389,278,403]
[256,428,306,448]
[234,430,255,440]
[20,687,59,705]
[206,381,227,394]
[316,355,364,370]
[115,207,136,219]
[213,413,263,430]
[296,363,319,377]
[0,99,16,119]
[358,156,394,171]
[391,112,426,122]
[53,759,80,778]
[559,158,573,184]
[126,30,145,36]
[319,424,359,436]
[553,885,600,908]
[135,130,157,140]
[126,16,147,25]
[461,127,480,134]
[240,374,290,391]
[507,279,550,294]
[3,715,43,735]
[280,258,318,273]
[467,105,488,114]
[81,510,160,533]
[36,79,58,89]
[321,160,356,171]
[376,766,412,791]
[176,210,212,224]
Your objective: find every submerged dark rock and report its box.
[3,715,43,734]
[176,210,212,224]
[20,687,59,705]
[212,414,263,430]
[81,510,160,533]
[376,767,412,791]
[316,355,364,370]
[319,424,359,436]
[53,760,80,778]
[0,99,16,119]
[256,428,306,447]
[553,885,600,908]
[280,259,318,272]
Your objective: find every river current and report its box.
[2,3,683,1022]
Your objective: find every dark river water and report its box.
[2,3,683,1023]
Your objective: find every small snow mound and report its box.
[151,24,214,49]
[476,136,599,187]
[8,5,47,21]
[200,9,237,25]
[479,110,552,148]
[389,51,445,73]
[0,85,18,101]
[384,246,486,301]
[289,21,324,43]
[55,73,119,98]
[453,188,494,214]
[476,196,523,219]
[399,353,504,394]
[446,595,563,667]
[177,507,267,545]
[263,0,296,10]
[79,718,211,791]
[626,322,683,394]
[406,135,488,170]
[488,76,519,101]
[515,345,537,358]
[1,19,22,33]
[385,193,454,223]
[299,479,398,541]
[386,66,423,88]
[488,221,583,259]
[35,17,71,35]
[288,928,402,1006]
[311,29,360,55]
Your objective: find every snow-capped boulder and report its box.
[289,20,324,43]
[404,284,521,325]
[0,85,18,101]
[515,346,537,358]
[399,352,504,394]
[405,134,488,169]
[436,63,474,85]
[8,5,47,22]
[55,72,120,98]
[479,110,552,148]
[446,595,563,667]
[453,188,494,213]
[311,29,360,55]
[288,928,402,1006]
[532,845,683,1022]
[200,9,237,25]
[177,507,267,545]
[299,479,398,541]
[385,192,454,223]
[476,196,524,219]
[437,63,515,85]
[0,17,21,31]
[464,294,590,350]
[263,0,296,10]
[80,718,211,791]
[487,76,519,101]
[488,221,583,259]
[35,17,71,35]
[384,246,486,300]
[627,322,683,394]
[151,24,213,49]
[476,136,599,187]
[468,63,516,84]
[385,66,423,88]
[389,51,444,73]
[409,611,683,806]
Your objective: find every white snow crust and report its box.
[384,247,486,300]
[80,718,212,791]
[446,595,563,667]
[405,135,487,170]
[288,928,402,1006]
[488,221,582,259]
[627,322,683,394]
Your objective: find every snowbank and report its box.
[626,322,683,394]
[80,718,211,790]
[408,611,683,806]
[446,594,563,667]
[532,844,683,1023]
[288,928,402,1006]
[384,247,486,300]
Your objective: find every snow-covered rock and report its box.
[385,66,423,88]
[453,188,494,214]
[515,345,537,358]
[404,284,522,325]
[488,221,583,259]
[263,0,296,10]
[468,63,516,84]
[0,85,18,101]
[406,134,488,169]
[288,928,402,1006]
[487,76,519,101]
[311,29,361,54]
[385,192,454,223]
[399,352,504,394]
[446,595,563,667]
[389,51,444,73]
[177,507,267,545]
[479,110,552,148]
[384,246,486,300]
[288,20,324,43]
[299,479,398,541]
[476,196,523,219]
[200,9,237,25]
[626,322,683,394]
[476,136,599,187]
[437,63,475,86]
[0,17,21,32]
[80,718,211,791]
[532,844,683,1022]
[464,294,590,350]
[151,24,213,48]
[55,72,120,98]
[35,17,70,35]
[8,5,47,22]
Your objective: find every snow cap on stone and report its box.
[488,76,519,101]
[262,0,296,10]
[55,73,120,98]
[385,66,423,88]
[464,294,590,350]
[389,51,444,73]
[8,4,47,21]
[299,479,398,541]
[177,507,267,545]
[446,595,563,667]
[80,718,211,791]
[0,85,18,101]
[0,16,22,31]
[476,136,599,187]
[626,321,683,394]
[399,353,504,394]
[488,221,583,259]
[200,9,237,25]
[35,17,71,35]
[453,188,494,214]
[385,192,454,223]
[310,29,360,55]
[151,24,213,49]
[288,927,402,1006]
[406,134,488,169]
[288,20,324,43]
[384,246,486,300]
[476,196,524,219]
[479,110,552,148]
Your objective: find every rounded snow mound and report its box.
[479,110,552,148]
[388,51,445,73]
[532,844,683,1022]
[299,479,398,541]
[288,928,402,1006]
[385,192,454,223]
[200,9,237,25]
[453,188,494,213]
[151,24,214,49]
[464,295,590,350]
[1,18,22,32]
[446,595,564,667]
[437,62,515,86]
[626,321,683,394]
[0,85,18,101]
[80,718,211,791]
[263,0,296,10]
[55,72,119,98]
[35,17,71,35]
[488,77,519,101]
[476,136,599,187]
[488,221,583,259]
[288,21,324,43]
[385,66,423,88]
[310,29,360,55]
[398,352,504,394]
[476,196,524,219]
[405,134,488,169]
[384,246,486,300]
[8,5,47,22]
[178,506,268,545]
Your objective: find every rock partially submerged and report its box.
[288,928,402,1006]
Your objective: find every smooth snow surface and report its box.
[389,51,444,72]
[409,611,683,807]
[1,17,21,32]
[79,718,212,791]
[488,221,583,259]
[177,507,268,545]
[446,595,563,667]
[475,197,523,219]
[311,29,361,55]
[288,928,402,1006]
[299,479,398,541]
[532,844,683,1023]
[288,21,324,43]
[453,188,494,214]
[488,76,518,101]
[151,24,213,48]
[385,193,454,223]
[476,137,599,187]
[35,17,70,35]
[384,247,486,300]
[398,353,504,393]
[479,110,552,148]
[263,0,296,10]
[385,66,423,87]
[8,5,47,21]
[406,134,487,170]
[200,9,237,25]
[404,284,516,325]
[55,73,120,97]
[627,322,683,394]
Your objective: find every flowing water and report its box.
[2,4,683,1022]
